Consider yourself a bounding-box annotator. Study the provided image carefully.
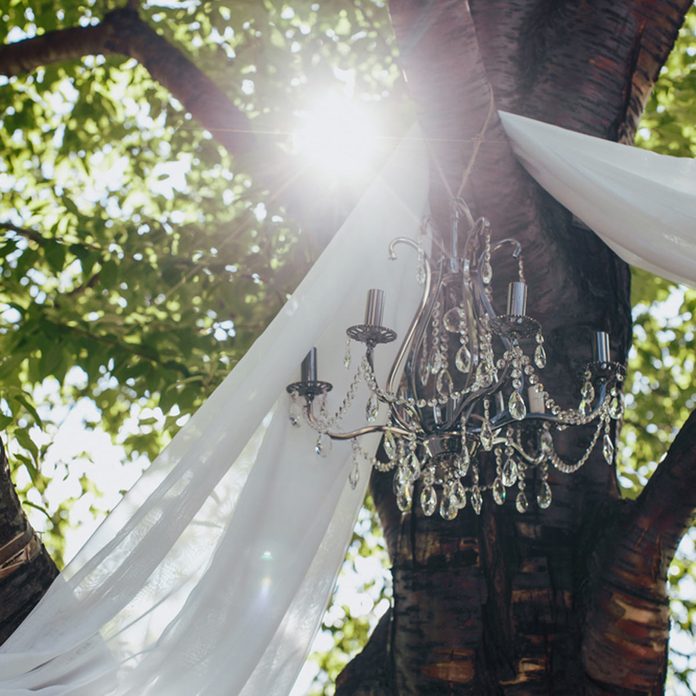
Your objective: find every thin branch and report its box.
[0,222,47,246]
[0,8,256,157]
[0,222,102,252]
[0,5,309,211]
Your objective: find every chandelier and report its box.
[287,199,625,519]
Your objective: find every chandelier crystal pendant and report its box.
[287,199,625,519]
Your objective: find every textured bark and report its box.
[582,409,696,695]
[0,440,59,645]
[337,0,693,694]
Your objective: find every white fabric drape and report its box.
[499,111,696,288]
[1,113,696,696]
[0,132,427,695]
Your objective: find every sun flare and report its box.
[292,94,380,183]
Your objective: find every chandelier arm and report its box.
[553,380,611,426]
[488,237,523,261]
[304,401,413,441]
[409,258,448,405]
[385,238,433,397]
[480,436,546,466]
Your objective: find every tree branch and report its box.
[632,409,696,557]
[0,8,257,158]
[582,409,696,693]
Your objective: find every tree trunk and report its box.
[0,440,59,644]
[337,1,694,694]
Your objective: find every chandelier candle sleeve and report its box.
[364,289,385,327]
[507,281,527,316]
[301,348,318,383]
[528,384,545,413]
[593,331,611,363]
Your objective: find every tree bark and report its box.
[0,440,59,645]
[337,0,693,694]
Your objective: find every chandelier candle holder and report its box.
[287,199,625,519]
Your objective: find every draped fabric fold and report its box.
[1,113,695,696]
[499,111,696,288]
[0,131,427,695]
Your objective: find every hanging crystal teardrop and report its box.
[315,434,331,458]
[455,345,472,373]
[455,450,470,477]
[534,344,547,369]
[602,432,615,464]
[420,485,437,516]
[493,478,506,505]
[609,393,623,419]
[471,487,483,515]
[436,369,453,398]
[343,338,351,369]
[396,482,413,512]
[443,307,466,333]
[509,391,527,420]
[537,480,552,509]
[540,429,553,453]
[366,394,379,423]
[404,452,421,482]
[502,457,518,487]
[450,480,465,508]
[515,491,529,513]
[480,420,494,451]
[384,431,397,461]
[440,490,459,520]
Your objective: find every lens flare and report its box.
[292,95,379,183]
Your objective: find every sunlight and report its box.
[292,94,380,183]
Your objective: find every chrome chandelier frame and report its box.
[288,199,625,519]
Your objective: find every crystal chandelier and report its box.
[287,199,625,519]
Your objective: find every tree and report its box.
[0,1,694,694]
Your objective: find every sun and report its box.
[292,94,380,183]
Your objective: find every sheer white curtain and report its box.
[1,113,696,696]
[0,131,427,695]
[499,111,696,288]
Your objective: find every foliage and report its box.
[0,0,400,563]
